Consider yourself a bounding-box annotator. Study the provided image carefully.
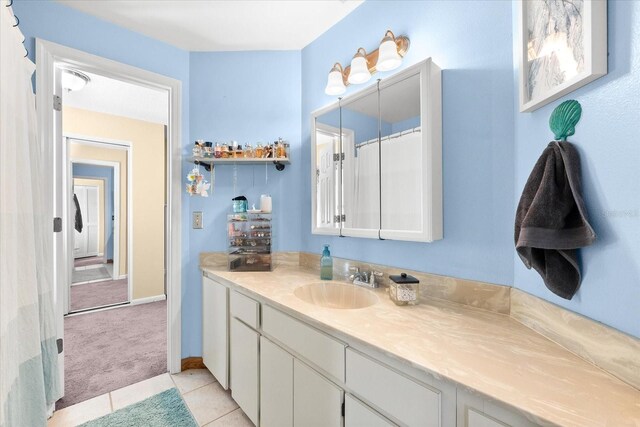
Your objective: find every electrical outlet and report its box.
[192,211,203,229]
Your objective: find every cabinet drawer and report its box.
[262,305,345,382]
[346,348,441,427]
[230,290,260,329]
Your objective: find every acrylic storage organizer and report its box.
[227,212,272,271]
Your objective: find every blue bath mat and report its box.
[79,388,197,427]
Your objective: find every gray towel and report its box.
[515,141,596,300]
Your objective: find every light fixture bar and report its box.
[327,30,410,91]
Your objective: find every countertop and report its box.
[201,265,640,427]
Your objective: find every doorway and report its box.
[69,155,129,313]
[36,39,183,410]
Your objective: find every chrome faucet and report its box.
[349,267,383,288]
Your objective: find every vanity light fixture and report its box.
[325,63,347,96]
[324,29,410,95]
[61,69,90,92]
[348,48,372,85]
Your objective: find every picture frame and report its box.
[518,0,607,113]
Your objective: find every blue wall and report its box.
[301,0,516,287]
[185,51,302,356]
[512,0,640,338]
[73,164,115,259]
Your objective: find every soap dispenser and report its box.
[320,245,333,280]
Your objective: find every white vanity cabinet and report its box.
[201,275,229,389]
[230,291,260,425]
[202,274,543,427]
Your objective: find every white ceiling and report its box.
[56,0,364,51]
[63,71,169,125]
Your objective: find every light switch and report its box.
[192,211,203,229]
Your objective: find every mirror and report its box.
[311,58,442,242]
[340,87,380,238]
[312,105,341,233]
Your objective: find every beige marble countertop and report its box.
[201,265,640,427]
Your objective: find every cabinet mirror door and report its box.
[312,106,342,235]
[379,59,442,242]
[340,86,381,239]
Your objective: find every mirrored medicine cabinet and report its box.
[311,58,442,242]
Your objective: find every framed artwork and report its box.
[518,0,607,112]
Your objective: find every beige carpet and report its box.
[57,301,167,409]
[70,279,128,312]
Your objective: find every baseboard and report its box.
[181,357,205,371]
[130,294,166,305]
[117,274,128,280]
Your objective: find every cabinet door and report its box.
[457,390,540,427]
[202,276,229,389]
[293,359,342,427]
[260,337,293,427]
[230,318,259,425]
[345,394,396,427]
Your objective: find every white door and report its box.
[202,276,229,389]
[73,185,100,258]
[345,394,396,427]
[230,318,259,425]
[260,336,293,427]
[293,359,343,427]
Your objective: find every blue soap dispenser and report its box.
[320,244,333,280]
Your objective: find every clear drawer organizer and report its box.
[227,213,272,271]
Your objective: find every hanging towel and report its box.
[73,193,83,233]
[514,141,596,300]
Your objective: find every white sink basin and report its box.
[294,282,378,309]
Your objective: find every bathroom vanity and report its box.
[200,264,640,427]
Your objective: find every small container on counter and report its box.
[255,143,264,158]
[214,142,222,158]
[244,143,253,158]
[388,273,420,306]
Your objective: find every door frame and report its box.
[36,39,183,375]
[68,151,129,314]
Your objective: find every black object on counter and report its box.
[389,272,419,284]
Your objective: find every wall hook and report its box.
[549,100,582,141]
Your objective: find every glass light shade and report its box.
[325,68,346,96]
[376,38,402,72]
[62,70,90,92]
[348,54,371,85]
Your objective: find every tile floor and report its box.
[48,369,253,427]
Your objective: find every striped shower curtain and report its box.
[1,2,62,426]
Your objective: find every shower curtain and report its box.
[345,128,422,231]
[1,3,62,426]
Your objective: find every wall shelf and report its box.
[190,156,290,171]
